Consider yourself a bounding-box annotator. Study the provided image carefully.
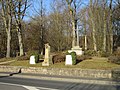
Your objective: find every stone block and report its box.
[30,56,36,64]
[65,55,72,65]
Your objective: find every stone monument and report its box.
[30,55,36,64]
[65,55,72,65]
[68,46,83,56]
[67,24,83,56]
[42,43,53,66]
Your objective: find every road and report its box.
[0,74,120,90]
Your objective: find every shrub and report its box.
[108,49,120,64]
[113,50,120,56]
[26,50,39,63]
[15,56,29,61]
[0,51,6,58]
[27,50,39,57]
[97,51,111,57]
[33,54,39,63]
[66,51,71,55]
[70,52,76,65]
[39,55,44,59]
[32,54,39,63]
[108,56,120,64]
[52,53,65,63]
[66,52,76,65]
[84,50,97,56]
[77,55,92,61]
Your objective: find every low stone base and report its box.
[68,46,83,55]
[42,62,50,66]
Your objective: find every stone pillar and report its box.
[42,43,52,66]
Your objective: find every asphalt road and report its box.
[0,75,120,90]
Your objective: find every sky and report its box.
[24,0,52,21]
[24,0,89,21]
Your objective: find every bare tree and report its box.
[66,0,77,48]
[47,0,71,51]
[89,0,97,51]
[12,0,28,56]
[102,0,107,52]
[1,0,13,57]
[83,10,88,50]
[109,0,113,54]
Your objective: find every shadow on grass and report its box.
[76,55,92,65]
[38,59,44,63]
[76,59,83,64]
[0,68,21,78]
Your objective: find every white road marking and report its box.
[0,82,59,90]
[22,86,39,90]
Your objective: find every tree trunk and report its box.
[109,0,113,54]
[90,12,97,51]
[90,0,97,51]
[103,11,106,52]
[17,26,24,56]
[92,25,97,51]
[85,35,87,50]
[66,0,76,48]
[72,19,76,48]
[3,18,11,58]
[84,14,87,50]
[1,0,12,58]
[6,31,11,57]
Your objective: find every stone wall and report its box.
[0,66,114,79]
[21,67,112,78]
[112,69,120,79]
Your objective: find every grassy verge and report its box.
[0,58,15,63]
[0,57,118,70]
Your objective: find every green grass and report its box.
[0,57,120,70]
[0,58,15,63]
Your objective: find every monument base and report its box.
[42,55,53,66]
[68,46,83,56]
[42,61,50,66]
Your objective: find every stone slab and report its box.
[68,49,83,55]
[65,55,72,65]
[68,46,84,55]
[30,56,36,64]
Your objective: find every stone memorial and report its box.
[42,43,53,66]
[30,55,36,64]
[65,55,72,65]
[68,46,83,56]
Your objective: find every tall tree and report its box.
[1,0,13,57]
[31,0,46,54]
[83,10,88,50]
[109,0,113,54]
[102,0,107,52]
[89,0,97,51]
[0,15,6,58]
[13,0,28,56]
[35,0,46,55]
[47,0,71,51]
[66,0,77,48]
[113,0,120,48]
